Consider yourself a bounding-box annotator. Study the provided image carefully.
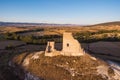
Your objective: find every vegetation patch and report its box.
[74,30,120,43]
[3,32,62,44]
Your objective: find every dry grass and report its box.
[1,25,120,35]
[0,27,28,33]
[13,52,108,80]
[43,26,120,34]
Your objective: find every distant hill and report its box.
[0,22,76,27]
[87,21,120,27]
[1,21,120,27]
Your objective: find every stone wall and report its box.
[45,41,60,57]
[61,32,84,56]
[45,32,84,57]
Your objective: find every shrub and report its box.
[5,45,15,50]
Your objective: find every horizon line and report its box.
[0,20,120,26]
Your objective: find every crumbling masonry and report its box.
[45,32,84,57]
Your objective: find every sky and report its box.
[0,0,120,24]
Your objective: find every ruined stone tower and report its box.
[45,32,84,57]
[45,41,60,57]
[61,32,84,56]
[45,41,55,56]
[46,41,55,52]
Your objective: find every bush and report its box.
[3,32,62,45]
[5,45,15,50]
[75,30,120,43]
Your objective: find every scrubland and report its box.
[0,22,120,80]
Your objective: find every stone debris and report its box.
[107,61,120,80]
[55,64,77,77]
[24,72,40,80]
[97,65,111,80]
[23,58,30,66]
[90,56,97,60]
[31,51,44,59]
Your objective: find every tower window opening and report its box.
[67,43,69,47]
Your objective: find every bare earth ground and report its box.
[0,40,26,49]
[89,41,120,57]
[87,41,120,61]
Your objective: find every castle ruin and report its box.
[45,32,84,57]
